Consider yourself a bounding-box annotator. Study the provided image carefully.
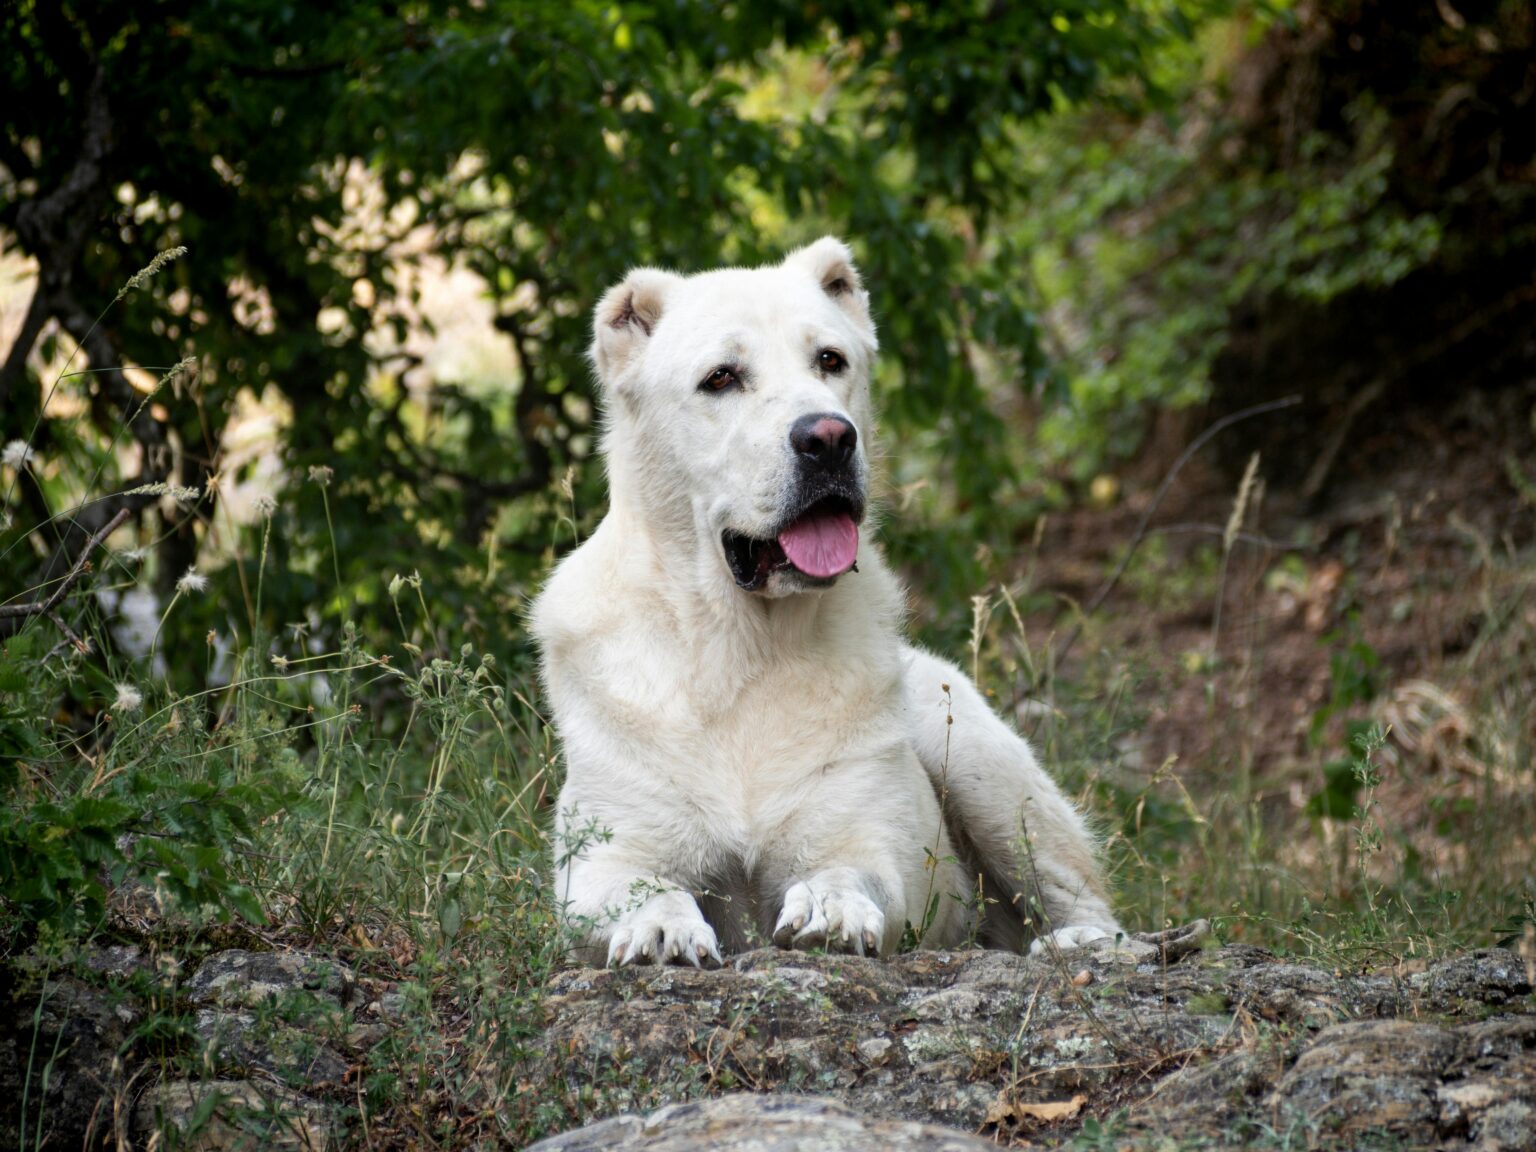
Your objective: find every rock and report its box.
[524,1092,1000,1151]
[1,947,356,1151]
[1435,1016,1536,1150]
[1232,961,1369,1025]
[134,1078,333,1152]
[1420,951,1535,1012]
[7,931,1533,1151]
[1134,1047,1286,1133]
[1271,1020,1461,1134]
[525,942,1536,1148]
[1271,1015,1536,1147]
[81,942,154,979]
[0,973,136,1150]
[1131,917,1215,963]
[187,950,355,1012]
[194,1008,350,1085]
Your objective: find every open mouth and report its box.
[722,494,864,591]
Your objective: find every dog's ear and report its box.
[590,268,681,388]
[785,236,877,349]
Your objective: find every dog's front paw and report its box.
[773,879,885,956]
[1028,924,1115,955]
[607,908,723,969]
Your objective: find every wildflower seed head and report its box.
[1224,452,1261,554]
[255,494,278,517]
[2,440,36,471]
[115,246,188,301]
[271,654,289,671]
[113,683,144,713]
[176,567,209,595]
[308,464,334,487]
[158,356,197,392]
[124,482,201,503]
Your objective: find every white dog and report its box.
[533,238,1121,966]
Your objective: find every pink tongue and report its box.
[778,511,859,578]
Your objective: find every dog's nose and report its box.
[790,413,857,471]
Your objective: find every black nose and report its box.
[790,412,857,471]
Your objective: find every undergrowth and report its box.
[2,531,569,1143]
[969,488,1536,970]
[0,254,573,1143]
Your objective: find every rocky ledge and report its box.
[525,924,1536,1150]
[4,923,1534,1150]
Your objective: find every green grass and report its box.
[2,573,569,1145]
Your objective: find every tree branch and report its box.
[1,66,113,408]
[0,508,130,631]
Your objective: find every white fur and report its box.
[533,238,1122,965]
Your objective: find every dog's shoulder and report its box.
[529,519,706,711]
[528,522,630,655]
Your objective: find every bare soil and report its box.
[1014,378,1536,932]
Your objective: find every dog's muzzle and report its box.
[722,413,866,591]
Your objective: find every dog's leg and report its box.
[767,790,970,958]
[554,836,723,968]
[902,647,1123,953]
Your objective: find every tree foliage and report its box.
[1015,1,1536,478]
[1,0,1199,666]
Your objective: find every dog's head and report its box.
[591,238,879,597]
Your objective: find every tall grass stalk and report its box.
[916,685,955,947]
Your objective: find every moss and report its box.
[1185,992,1231,1017]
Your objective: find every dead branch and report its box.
[0,508,130,638]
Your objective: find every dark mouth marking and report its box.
[722,492,863,591]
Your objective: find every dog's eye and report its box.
[698,366,741,394]
[817,348,848,375]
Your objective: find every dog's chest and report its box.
[596,638,899,804]
[697,666,887,773]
